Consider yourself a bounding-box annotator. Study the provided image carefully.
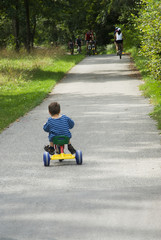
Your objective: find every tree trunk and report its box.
[31,16,36,48]
[24,0,30,52]
[13,0,20,51]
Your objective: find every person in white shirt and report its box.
[114,28,123,53]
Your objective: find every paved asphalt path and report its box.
[0,54,161,240]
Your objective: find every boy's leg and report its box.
[44,141,55,155]
[68,141,76,154]
[49,142,55,155]
[50,142,54,147]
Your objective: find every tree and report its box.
[0,0,21,50]
[0,0,141,49]
[24,0,30,52]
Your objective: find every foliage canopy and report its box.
[0,0,160,82]
[0,0,138,50]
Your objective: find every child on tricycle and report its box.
[43,102,82,166]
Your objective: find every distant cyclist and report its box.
[76,36,82,53]
[68,39,74,55]
[114,28,123,53]
[85,30,92,41]
[85,30,93,51]
[91,30,97,51]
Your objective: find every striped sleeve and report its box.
[66,116,75,129]
[43,119,50,132]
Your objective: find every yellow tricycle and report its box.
[43,135,83,166]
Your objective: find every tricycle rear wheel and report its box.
[43,152,50,166]
[75,150,83,165]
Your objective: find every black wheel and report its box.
[118,44,122,59]
[75,150,83,165]
[43,152,50,166]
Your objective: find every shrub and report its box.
[135,0,161,81]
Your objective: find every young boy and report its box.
[43,102,76,155]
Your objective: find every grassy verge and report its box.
[128,47,161,130]
[0,47,85,132]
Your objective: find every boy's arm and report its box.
[43,121,50,132]
[67,116,75,129]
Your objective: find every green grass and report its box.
[129,47,161,129]
[0,47,85,132]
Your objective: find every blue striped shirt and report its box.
[43,114,74,141]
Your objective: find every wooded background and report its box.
[0,0,139,49]
[0,0,161,81]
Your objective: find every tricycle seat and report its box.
[53,135,69,146]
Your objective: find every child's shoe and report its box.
[44,145,55,155]
[44,145,50,152]
[68,144,76,154]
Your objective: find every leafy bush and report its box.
[135,0,161,81]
